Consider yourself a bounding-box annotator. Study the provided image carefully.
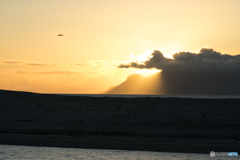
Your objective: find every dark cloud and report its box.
[3,61,22,64]
[17,71,98,75]
[3,61,57,66]
[114,47,240,95]
[26,63,57,66]
[119,47,240,72]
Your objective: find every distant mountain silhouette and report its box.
[107,73,164,94]
[107,72,240,95]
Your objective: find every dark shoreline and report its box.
[0,89,240,153]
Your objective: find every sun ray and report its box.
[134,68,161,77]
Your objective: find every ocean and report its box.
[1,144,238,160]
[58,94,240,99]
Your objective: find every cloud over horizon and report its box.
[17,71,99,75]
[2,61,57,66]
[119,47,240,72]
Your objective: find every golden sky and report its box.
[1,0,240,93]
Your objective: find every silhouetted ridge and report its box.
[107,72,240,95]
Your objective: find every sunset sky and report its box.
[1,0,240,93]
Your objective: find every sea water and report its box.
[0,145,238,160]
[59,94,240,99]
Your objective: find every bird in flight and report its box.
[58,34,63,36]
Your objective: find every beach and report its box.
[0,89,239,153]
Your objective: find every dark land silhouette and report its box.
[0,89,240,153]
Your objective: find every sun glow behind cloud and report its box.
[132,50,174,61]
[128,51,164,76]
[134,68,161,76]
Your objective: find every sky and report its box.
[1,0,240,93]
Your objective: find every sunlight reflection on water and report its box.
[0,145,238,160]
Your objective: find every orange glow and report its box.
[1,0,240,93]
[134,68,161,77]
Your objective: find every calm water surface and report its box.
[0,145,238,160]
[59,94,240,99]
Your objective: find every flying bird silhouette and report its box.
[58,34,63,36]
